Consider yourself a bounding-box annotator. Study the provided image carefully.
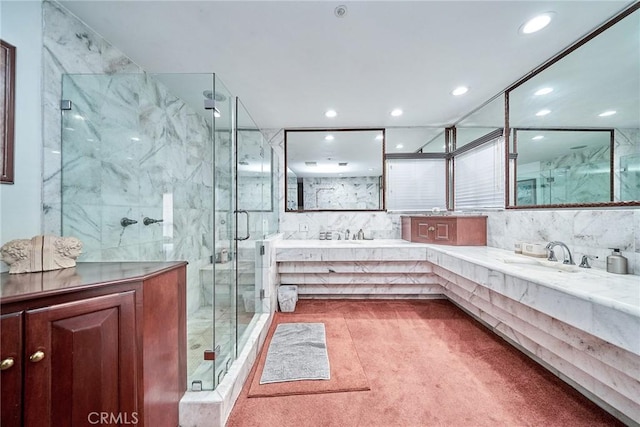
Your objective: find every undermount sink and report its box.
[500,256,581,273]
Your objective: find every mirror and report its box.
[385,127,446,154]
[455,95,504,149]
[285,129,384,211]
[506,6,640,207]
[514,129,612,205]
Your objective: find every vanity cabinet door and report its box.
[402,216,486,245]
[1,312,23,427]
[23,291,137,427]
[412,218,456,243]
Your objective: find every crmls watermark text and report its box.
[87,412,139,425]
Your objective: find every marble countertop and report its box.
[275,239,640,318]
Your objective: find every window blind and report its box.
[454,137,505,209]
[386,158,446,211]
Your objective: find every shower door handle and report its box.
[235,210,250,241]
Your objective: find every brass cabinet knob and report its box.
[29,351,45,363]
[0,357,14,370]
[427,226,435,232]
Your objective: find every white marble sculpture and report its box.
[1,235,83,274]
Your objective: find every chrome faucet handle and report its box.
[120,217,138,227]
[579,255,598,268]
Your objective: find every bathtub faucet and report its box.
[545,241,575,265]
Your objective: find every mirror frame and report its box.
[284,128,386,212]
[504,3,640,209]
[1,39,15,184]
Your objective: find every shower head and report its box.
[202,90,227,102]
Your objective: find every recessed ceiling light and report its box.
[131,137,140,142]
[536,109,551,116]
[520,12,554,34]
[598,110,617,117]
[534,87,553,96]
[368,168,374,171]
[396,144,404,149]
[452,86,469,96]
[325,109,337,118]
[532,135,545,140]
[375,134,383,140]
[325,135,334,141]
[390,109,403,117]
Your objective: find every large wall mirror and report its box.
[506,4,639,208]
[285,129,384,211]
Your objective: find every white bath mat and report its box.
[259,323,330,384]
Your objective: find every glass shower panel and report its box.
[235,98,268,352]
[210,77,235,388]
[620,153,640,200]
[61,72,219,389]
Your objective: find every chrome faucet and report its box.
[579,255,598,268]
[344,229,350,240]
[545,241,575,265]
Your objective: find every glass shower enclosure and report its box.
[60,72,277,390]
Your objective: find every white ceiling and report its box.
[59,0,635,132]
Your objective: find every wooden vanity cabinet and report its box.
[0,262,187,427]
[401,215,487,245]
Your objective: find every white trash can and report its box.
[277,285,298,312]
[243,290,255,313]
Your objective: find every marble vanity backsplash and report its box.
[276,209,639,275]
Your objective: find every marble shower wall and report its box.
[44,1,215,314]
[615,128,640,200]
[272,129,639,274]
[302,176,381,210]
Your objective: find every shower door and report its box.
[235,98,269,352]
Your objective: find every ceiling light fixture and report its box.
[520,12,554,34]
[598,110,617,117]
[396,144,404,149]
[334,5,347,18]
[451,86,469,96]
[325,109,337,118]
[536,109,551,116]
[532,135,544,140]
[390,109,403,117]
[375,135,383,140]
[534,87,553,96]
[325,135,334,141]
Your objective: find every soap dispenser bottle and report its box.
[606,248,628,274]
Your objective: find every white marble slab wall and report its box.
[302,176,381,210]
[44,1,216,314]
[42,0,142,234]
[483,209,639,275]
